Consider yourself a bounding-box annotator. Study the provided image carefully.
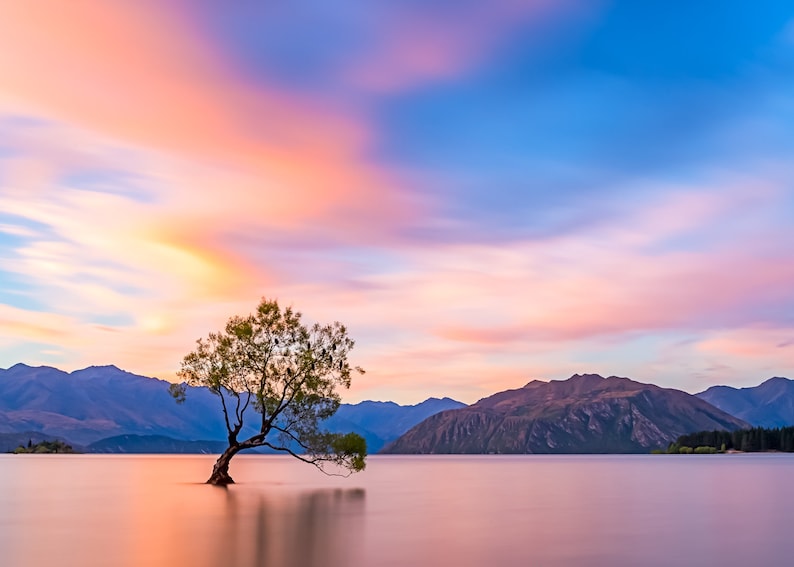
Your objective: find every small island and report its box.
[11,440,76,454]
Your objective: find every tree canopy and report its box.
[171,298,366,484]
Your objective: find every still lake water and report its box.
[1,454,793,567]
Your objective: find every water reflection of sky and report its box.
[207,487,366,567]
[2,454,794,567]
[0,455,366,567]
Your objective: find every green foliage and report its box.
[12,440,75,454]
[694,446,717,454]
[678,446,693,454]
[329,432,367,472]
[175,298,367,481]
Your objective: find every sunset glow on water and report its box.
[2,454,793,567]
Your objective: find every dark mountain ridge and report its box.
[382,374,749,454]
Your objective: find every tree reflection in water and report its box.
[214,487,366,567]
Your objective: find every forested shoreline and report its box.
[665,426,794,454]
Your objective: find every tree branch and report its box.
[217,388,234,438]
[260,442,355,478]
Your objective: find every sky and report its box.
[1,1,794,404]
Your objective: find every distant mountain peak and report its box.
[82,364,122,371]
[563,373,609,387]
[73,364,126,375]
[568,373,605,380]
[6,362,57,371]
[355,400,401,408]
[352,397,465,409]
[523,374,641,397]
[416,397,463,407]
[760,376,792,386]
[69,364,159,381]
[2,363,65,378]
[524,374,621,390]
[701,376,793,394]
[2,363,130,377]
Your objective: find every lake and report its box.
[1,454,793,567]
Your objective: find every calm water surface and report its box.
[1,454,793,567]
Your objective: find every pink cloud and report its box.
[697,329,794,361]
[431,244,794,345]
[343,0,583,92]
[424,182,794,345]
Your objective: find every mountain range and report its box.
[0,363,463,452]
[695,377,794,428]
[0,364,227,445]
[383,374,750,454]
[2,364,793,454]
[326,397,465,452]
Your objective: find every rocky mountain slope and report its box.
[697,377,794,428]
[382,374,749,454]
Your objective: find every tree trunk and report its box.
[207,444,240,485]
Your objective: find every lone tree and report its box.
[170,298,367,485]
